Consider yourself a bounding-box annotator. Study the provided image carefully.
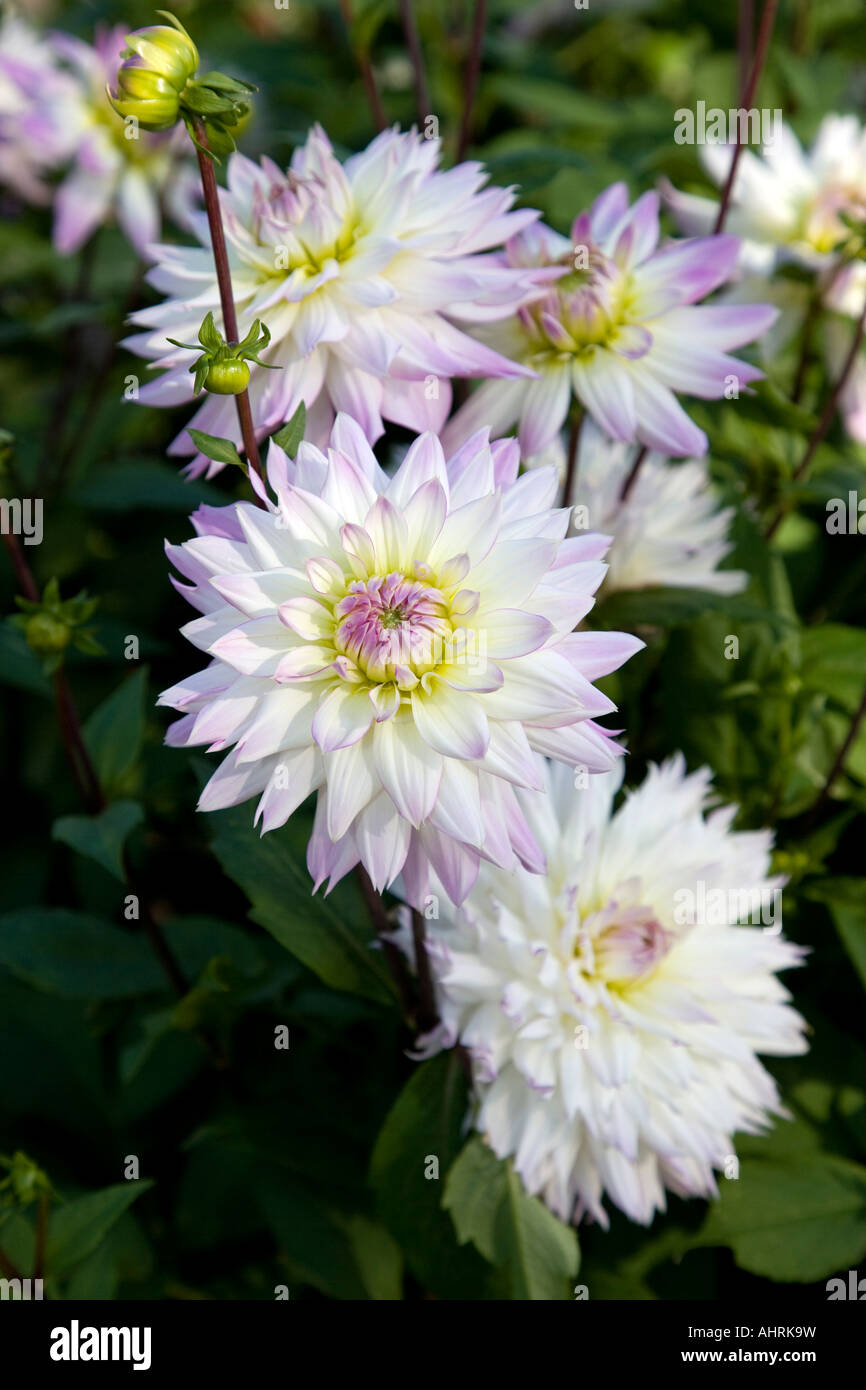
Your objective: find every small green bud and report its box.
[25,612,70,655]
[0,1151,56,1210]
[167,311,277,397]
[204,358,251,395]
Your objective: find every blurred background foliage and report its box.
[1,0,866,1300]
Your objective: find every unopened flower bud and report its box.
[108,13,199,130]
[122,22,198,92]
[116,58,178,103]
[204,358,251,395]
[108,85,180,130]
[25,613,70,655]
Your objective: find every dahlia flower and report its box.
[46,25,198,256]
[158,416,642,904]
[400,755,807,1227]
[665,115,866,272]
[532,420,746,596]
[667,117,866,445]
[439,183,776,461]
[124,126,546,476]
[0,14,77,203]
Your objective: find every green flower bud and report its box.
[108,87,181,131]
[25,613,70,655]
[204,358,251,395]
[167,311,277,397]
[122,22,199,93]
[116,61,178,103]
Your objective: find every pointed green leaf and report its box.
[188,428,243,468]
[52,800,143,881]
[271,402,306,457]
[444,1135,579,1299]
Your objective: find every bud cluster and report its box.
[108,10,254,153]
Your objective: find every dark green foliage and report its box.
[1,0,865,1301]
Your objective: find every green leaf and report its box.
[182,83,237,116]
[196,71,256,95]
[46,1181,153,1277]
[486,74,624,131]
[342,1213,403,1300]
[258,1176,398,1300]
[736,379,818,435]
[52,800,143,881]
[271,402,306,457]
[698,1153,866,1282]
[801,625,866,711]
[0,910,165,998]
[369,1053,498,1298]
[803,878,866,991]
[208,805,396,1004]
[597,585,794,633]
[83,669,148,794]
[64,1214,153,1300]
[0,971,108,1130]
[71,460,224,512]
[0,622,50,696]
[187,428,243,469]
[444,1136,580,1300]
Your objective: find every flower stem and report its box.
[457,0,488,162]
[766,294,866,539]
[738,0,754,102]
[411,909,439,1034]
[54,666,104,815]
[800,681,866,828]
[714,0,779,234]
[191,119,264,487]
[822,683,866,806]
[561,410,584,510]
[3,530,105,812]
[619,444,648,503]
[808,680,866,820]
[0,1244,24,1283]
[338,0,386,131]
[399,0,431,125]
[33,1193,49,1282]
[355,866,415,1018]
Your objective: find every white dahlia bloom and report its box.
[665,115,866,272]
[665,117,866,444]
[530,421,746,596]
[159,416,642,904]
[440,182,776,461]
[125,126,545,476]
[402,756,807,1227]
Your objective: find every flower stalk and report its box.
[766,293,866,538]
[714,0,779,234]
[190,118,264,485]
[457,0,488,161]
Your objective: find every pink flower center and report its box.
[516,235,626,361]
[585,904,672,986]
[334,572,452,683]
